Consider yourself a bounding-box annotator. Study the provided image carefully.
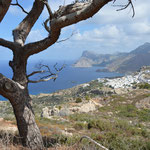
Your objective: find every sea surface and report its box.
[0,60,123,100]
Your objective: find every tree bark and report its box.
[0,49,44,149]
[0,0,11,22]
[11,90,44,149]
[0,73,44,149]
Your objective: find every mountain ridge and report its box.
[73,42,150,73]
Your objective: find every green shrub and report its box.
[117,104,138,118]
[137,109,150,122]
[139,83,150,89]
[87,119,112,131]
[115,120,131,131]
[74,122,87,130]
[75,97,82,103]
[85,95,90,101]
[58,105,62,110]
[69,113,92,122]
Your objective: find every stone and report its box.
[135,97,150,109]
[41,100,103,119]
[41,106,60,118]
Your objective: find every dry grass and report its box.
[0,130,103,150]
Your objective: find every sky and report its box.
[0,0,150,61]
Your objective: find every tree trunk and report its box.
[10,90,44,149]
[7,51,44,149]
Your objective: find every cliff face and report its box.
[73,43,150,73]
[73,50,121,67]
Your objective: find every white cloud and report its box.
[1,0,150,60]
[129,22,150,35]
[74,25,121,42]
[64,0,150,55]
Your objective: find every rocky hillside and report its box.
[0,67,150,149]
[74,42,150,73]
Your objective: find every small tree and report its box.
[0,0,134,149]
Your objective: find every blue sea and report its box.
[0,60,122,100]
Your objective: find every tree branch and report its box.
[50,0,112,31]
[27,70,45,78]
[12,0,44,46]
[42,0,53,19]
[0,38,18,50]
[0,73,26,106]
[28,63,65,83]
[43,18,51,33]
[113,0,135,17]
[0,74,17,99]
[57,31,76,43]
[11,0,29,14]
[24,0,111,57]
[79,136,108,150]
[0,0,11,22]
[24,30,61,56]
[28,76,57,83]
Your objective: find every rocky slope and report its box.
[74,42,150,73]
[0,67,150,149]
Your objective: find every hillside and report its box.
[0,67,150,149]
[73,42,150,73]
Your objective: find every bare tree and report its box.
[0,0,134,149]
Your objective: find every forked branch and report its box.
[0,38,18,50]
[42,0,53,19]
[0,73,21,100]
[57,30,76,43]
[27,70,45,78]
[24,0,111,55]
[24,0,135,57]
[43,18,50,33]
[28,63,65,83]
[28,76,57,83]
[113,0,135,17]
[11,0,29,14]
[12,0,44,46]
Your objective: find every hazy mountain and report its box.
[73,42,150,73]
[73,50,123,67]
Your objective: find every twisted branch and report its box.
[57,31,76,43]
[113,0,135,17]
[42,0,53,19]
[28,63,65,83]
[0,38,18,50]
[27,70,45,78]
[43,18,50,33]
[11,0,29,14]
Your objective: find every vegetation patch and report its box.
[138,83,150,89]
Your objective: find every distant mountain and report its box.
[73,42,150,73]
[73,50,123,68]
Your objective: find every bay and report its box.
[0,60,123,100]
